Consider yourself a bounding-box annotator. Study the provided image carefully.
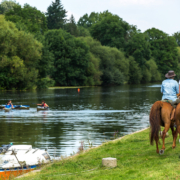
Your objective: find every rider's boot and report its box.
[171,108,176,121]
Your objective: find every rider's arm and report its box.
[37,104,42,106]
[161,84,163,93]
[176,81,179,94]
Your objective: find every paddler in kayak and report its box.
[4,100,14,109]
[37,100,49,108]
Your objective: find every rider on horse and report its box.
[161,70,180,120]
[149,70,180,154]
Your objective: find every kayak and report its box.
[37,106,49,111]
[0,144,51,179]
[14,105,30,110]
[0,105,30,110]
[4,108,11,112]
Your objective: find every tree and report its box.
[77,10,115,29]
[90,13,136,51]
[144,28,178,75]
[173,32,180,46]
[0,0,17,14]
[0,15,42,89]
[5,4,47,34]
[125,33,151,67]
[85,52,102,85]
[45,29,90,86]
[176,47,180,79]
[64,15,78,36]
[77,26,91,37]
[78,12,99,28]
[128,56,142,84]
[46,0,67,29]
[146,59,161,82]
[80,36,129,85]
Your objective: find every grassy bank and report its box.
[48,86,91,89]
[19,128,180,180]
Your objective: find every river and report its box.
[0,84,162,156]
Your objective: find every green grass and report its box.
[19,128,180,180]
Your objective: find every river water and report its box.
[0,84,162,156]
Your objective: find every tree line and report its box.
[0,0,179,89]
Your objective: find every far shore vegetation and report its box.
[0,0,180,90]
[18,128,180,180]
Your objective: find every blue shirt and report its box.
[161,79,179,101]
[5,104,11,108]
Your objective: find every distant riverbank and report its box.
[18,127,180,180]
[48,86,91,89]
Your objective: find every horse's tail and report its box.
[149,101,162,145]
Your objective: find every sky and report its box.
[1,0,180,35]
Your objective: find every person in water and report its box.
[161,70,180,120]
[4,100,14,109]
[37,101,49,107]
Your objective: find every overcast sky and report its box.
[1,0,180,35]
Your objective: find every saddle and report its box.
[162,93,180,121]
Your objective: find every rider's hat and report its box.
[165,70,176,78]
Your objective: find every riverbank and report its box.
[48,86,91,89]
[18,127,180,180]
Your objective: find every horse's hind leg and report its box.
[171,126,178,149]
[162,123,170,150]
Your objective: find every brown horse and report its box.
[149,101,179,154]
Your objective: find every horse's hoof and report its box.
[172,146,176,149]
[159,149,164,155]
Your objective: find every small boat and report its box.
[37,106,49,111]
[0,105,30,110]
[4,108,11,112]
[0,144,51,179]
[14,105,30,110]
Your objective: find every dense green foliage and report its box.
[0,15,42,90]
[5,4,47,34]
[145,28,178,75]
[173,32,180,46]
[79,37,129,85]
[64,15,78,36]
[0,0,179,89]
[0,0,17,14]
[90,13,135,51]
[45,29,90,86]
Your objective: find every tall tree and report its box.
[45,29,90,86]
[90,13,137,51]
[64,14,78,36]
[0,15,42,89]
[78,11,113,29]
[125,33,151,67]
[0,0,17,14]
[145,28,178,75]
[173,32,180,46]
[46,0,67,29]
[78,12,99,28]
[5,4,47,34]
